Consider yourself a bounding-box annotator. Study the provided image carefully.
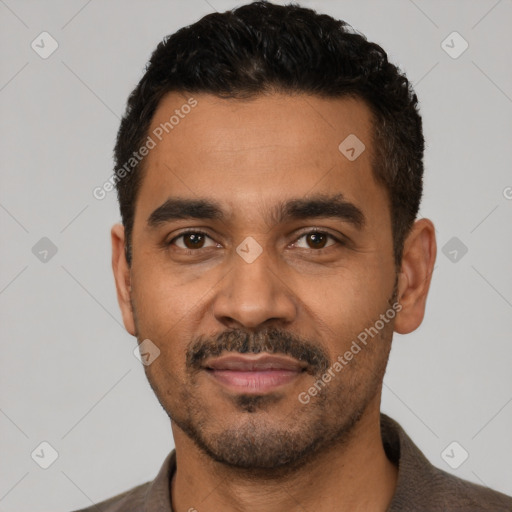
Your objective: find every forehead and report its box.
[135,92,386,226]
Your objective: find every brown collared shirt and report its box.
[72,413,512,511]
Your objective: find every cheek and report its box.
[298,263,391,333]
[130,272,195,375]
[131,260,206,329]
[294,268,396,375]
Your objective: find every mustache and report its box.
[186,327,330,376]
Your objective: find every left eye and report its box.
[292,231,338,250]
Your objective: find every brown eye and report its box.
[306,232,328,249]
[170,231,216,250]
[183,233,205,249]
[293,230,338,250]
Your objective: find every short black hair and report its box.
[114,0,424,267]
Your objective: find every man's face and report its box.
[123,92,398,470]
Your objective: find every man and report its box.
[76,1,512,511]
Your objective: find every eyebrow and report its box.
[146,193,365,230]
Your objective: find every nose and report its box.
[211,243,297,330]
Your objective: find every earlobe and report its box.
[111,223,136,336]
[394,219,437,335]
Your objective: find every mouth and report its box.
[202,353,307,393]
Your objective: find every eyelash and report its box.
[167,228,345,253]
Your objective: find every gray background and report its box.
[1,0,511,510]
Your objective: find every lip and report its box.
[203,353,307,393]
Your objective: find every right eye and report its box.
[168,230,219,251]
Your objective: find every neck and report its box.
[170,404,398,512]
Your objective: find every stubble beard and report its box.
[132,287,397,474]
[171,339,391,475]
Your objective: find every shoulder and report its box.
[409,464,512,511]
[69,450,176,511]
[381,414,512,511]
[70,481,151,512]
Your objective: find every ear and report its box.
[394,218,436,334]
[111,223,136,336]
